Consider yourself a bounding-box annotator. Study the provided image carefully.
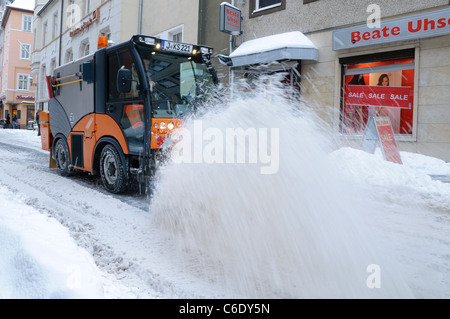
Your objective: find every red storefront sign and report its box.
[333,7,450,50]
[374,118,402,164]
[346,85,411,108]
[361,117,402,164]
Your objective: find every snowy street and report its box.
[0,129,225,298]
[1,0,450,305]
[1,111,450,299]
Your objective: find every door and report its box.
[106,47,146,154]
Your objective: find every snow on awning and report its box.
[228,31,318,67]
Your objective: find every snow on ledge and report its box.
[229,31,318,67]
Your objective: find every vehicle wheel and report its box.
[54,138,73,176]
[99,144,129,193]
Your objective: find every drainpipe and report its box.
[229,0,235,95]
[138,0,143,34]
[58,0,64,67]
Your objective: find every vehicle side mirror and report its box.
[117,68,132,93]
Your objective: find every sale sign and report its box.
[374,118,402,164]
[361,117,402,164]
[346,85,411,108]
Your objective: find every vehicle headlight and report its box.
[160,122,166,129]
[168,122,174,130]
[154,122,158,129]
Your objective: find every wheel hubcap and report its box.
[103,152,117,185]
[57,145,66,168]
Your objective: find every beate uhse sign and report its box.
[333,7,450,50]
[220,2,242,35]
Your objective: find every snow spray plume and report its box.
[149,74,414,298]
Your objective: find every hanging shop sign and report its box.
[333,7,450,50]
[345,85,411,109]
[16,95,35,101]
[361,117,402,164]
[219,2,242,35]
[70,8,100,37]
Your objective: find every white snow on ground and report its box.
[0,185,104,298]
[0,129,227,299]
[1,126,450,298]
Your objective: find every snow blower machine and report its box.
[39,35,218,193]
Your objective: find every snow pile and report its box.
[0,128,45,153]
[229,31,318,57]
[1,77,450,298]
[150,79,418,298]
[0,186,105,298]
[330,147,450,211]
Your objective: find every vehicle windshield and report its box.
[136,44,216,118]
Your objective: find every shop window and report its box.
[340,50,415,136]
[250,0,285,18]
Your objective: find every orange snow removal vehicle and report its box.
[40,35,218,193]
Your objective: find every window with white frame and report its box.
[85,0,91,15]
[50,59,57,75]
[22,14,32,32]
[256,0,281,10]
[17,74,31,91]
[40,65,46,97]
[68,0,78,28]
[250,0,285,17]
[157,25,184,42]
[20,43,31,60]
[53,13,59,39]
[42,21,48,46]
[100,28,111,41]
[82,42,90,56]
[171,31,182,42]
[65,49,74,63]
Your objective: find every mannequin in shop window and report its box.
[370,73,400,133]
[375,73,390,117]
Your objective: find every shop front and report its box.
[327,6,450,161]
[0,93,35,129]
[340,49,415,136]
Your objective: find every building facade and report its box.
[31,0,228,113]
[0,1,35,128]
[227,0,450,162]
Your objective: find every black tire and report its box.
[99,144,129,193]
[54,138,73,176]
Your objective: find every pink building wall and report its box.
[1,5,34,128]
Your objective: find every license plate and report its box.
[161,40,193,54]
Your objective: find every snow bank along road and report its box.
[1,128,450,299]
[0,130,225,298]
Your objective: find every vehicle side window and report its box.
[107,48,141,100]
